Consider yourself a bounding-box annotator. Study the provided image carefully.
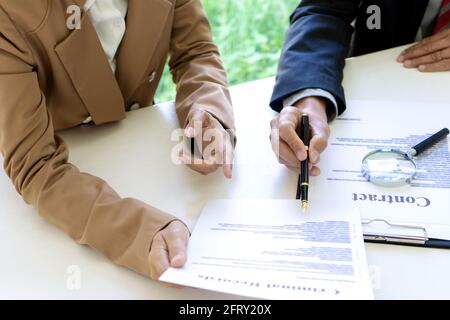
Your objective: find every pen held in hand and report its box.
[296,114,310,211]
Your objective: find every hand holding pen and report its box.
[269,97,330,175]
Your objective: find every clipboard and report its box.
[362,219,450,249]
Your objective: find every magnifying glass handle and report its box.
[410,128,449,156]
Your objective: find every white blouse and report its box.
[84,0,128,73]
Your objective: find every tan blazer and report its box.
[0,0,234,277]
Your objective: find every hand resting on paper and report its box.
[148,220,190,285]
[398,29,450,72]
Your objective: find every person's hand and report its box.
[397,29,450,72]
[148,220,190,283]
[181,109,234,178]
[270,97,330,176]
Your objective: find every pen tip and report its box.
[301,201,308,212]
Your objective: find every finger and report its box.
[199,126,220,164]
[399,34,446,61]
[279,154,300,169]
[278,110,307,161]
[181,156,220,175]
[277,140,301,167]
[311,166,321,176]
[178,145,199,166]
[286,164,320,175]
[271,126,300,167]
[162,222,190,268]
[187,164,220,175]
[309,135,327,164]
[200,123,234,178]
[403,48,450,68]
[310,152,320,166]
[270,117,279,130]
[399,32,450,61]
[270,120,280,156]
[179,137,197,164]
[309,123,330,164]
[287,165,301,173]
[222,131,234,179]
[418,58,450,72]
[187,111,213,162]
[185,109,211,138]
[306,163,320,175]
[148,234,171,280]
[286,165,320,175]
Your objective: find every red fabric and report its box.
[433,0,450,34]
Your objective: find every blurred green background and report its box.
[155,0,299,103]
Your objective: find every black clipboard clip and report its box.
[363,219,427,245]
[362,219,450,249]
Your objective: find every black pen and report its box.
[296,114,310,211]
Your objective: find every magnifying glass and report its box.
[362,128,449,187]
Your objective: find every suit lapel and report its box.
[115,0,173,102]
[55,0,126,124]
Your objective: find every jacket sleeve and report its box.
[168,0,235,132]
[0,7,177,277]
[270,0,360,115]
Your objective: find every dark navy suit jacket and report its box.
[270,0,430,116]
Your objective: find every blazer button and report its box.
[148,71,156,83]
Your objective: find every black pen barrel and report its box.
[295,114,310,204]
[300,160,309,201]
[412,128,449,156]
[301,116,310,144]
[300,114,310,204]
[301,185,308,202]
[296,175,302,200]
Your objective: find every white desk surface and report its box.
[1,46,449,299]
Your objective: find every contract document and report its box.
[160,199,373,300]
[313,100,450,242]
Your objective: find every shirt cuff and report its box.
[283,88,339,122]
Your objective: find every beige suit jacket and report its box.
[0,0,234,277]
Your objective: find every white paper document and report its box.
[160,199,373,300]
[312,100,450,241]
